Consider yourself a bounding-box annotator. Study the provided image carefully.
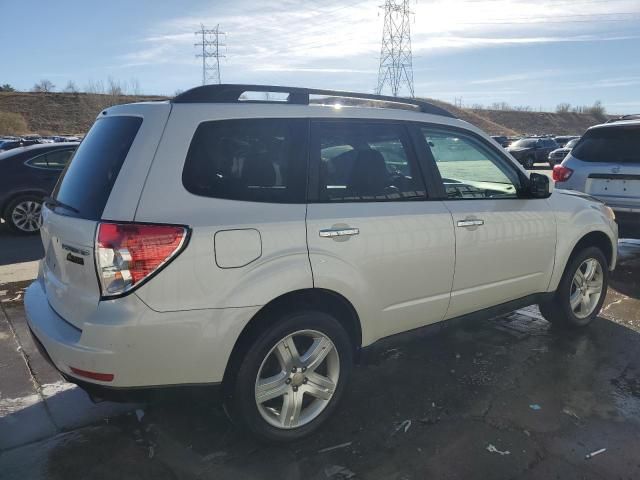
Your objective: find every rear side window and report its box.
[572,126,640,163]
[26,149,75,170]
[53,116,142,219]
[311,121,426,202]
[182,119,307,203]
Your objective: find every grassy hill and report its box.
[0,91,607,137]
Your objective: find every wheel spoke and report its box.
[300,336,333,372]
[583,259,597,281]
[255,372,288,404]
[580,294,591,313]
[274,336,299,371]
[586,281,602,296]
[574,269,585,286]
[304,372,335,401]
[280,388,303,428]
[570,290,582,310]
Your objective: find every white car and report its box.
[25,85,618,442]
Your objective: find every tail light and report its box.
[95,222,188,298]
[552,165,573,182]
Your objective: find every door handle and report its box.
[457,219,484,228]
[319,227,360,238]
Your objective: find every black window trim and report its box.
[182,117,310,204]
[409,122,534,201]
[24,148,76,171]
[306,118,430,204]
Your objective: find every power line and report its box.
[195,24,226,85]
[376,0,415,97]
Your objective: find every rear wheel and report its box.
[4,195,43,235]
[226,310,353,442]
[539,246,608,328]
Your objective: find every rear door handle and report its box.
[457,219,484,228]
[319,227,360,238]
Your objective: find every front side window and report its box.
[313,122,426,202]
[183,119,307,203]
[421,127,520,199]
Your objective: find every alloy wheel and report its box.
[255,329,340,429]
[570,258,604,319]
[11,200,42,233]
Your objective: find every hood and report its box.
[507,147,531,153]
[551,148,570,155]
[556,188,604,204]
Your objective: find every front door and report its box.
[305,120,455,344]
[415,125,557,319]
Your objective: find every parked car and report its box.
[0,143,78,233]
[553,136,579,148]
[507,137,559,168]
[554,118,639,237]
[548,137,580,166]
[491,135,509,147]
[25,85,617,442]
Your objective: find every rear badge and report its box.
[66,253,85,266]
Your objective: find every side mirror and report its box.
[528,173,551,198]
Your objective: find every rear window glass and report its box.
[572,126,640,163]
[182,119,307,203]
[53,116,142,219]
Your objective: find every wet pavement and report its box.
[0,239,639,479]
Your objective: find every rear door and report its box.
[414,125,556,319]
[306,120,455,344]
[41,114,149,328]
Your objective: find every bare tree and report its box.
[85,79,105,94]
[107,76,123,96]
[64,80,79,93]
[556,103,571,113]
[32,79,55,93]
[129,77,142,96]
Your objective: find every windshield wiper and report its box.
[43,196,80,214]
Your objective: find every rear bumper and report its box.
[614,210,640,238]
[24,279,261,388]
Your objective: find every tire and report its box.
[539,246,608,328]
[3,195,43,235]
[226,310,353,443]
[523,156,535,169]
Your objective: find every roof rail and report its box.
[605,113,640,123]
[172,84,455,118]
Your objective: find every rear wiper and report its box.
[43,196,80,214]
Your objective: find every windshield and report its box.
[566,138,579,149]
[571,126,640,163]
[511,139,538,148]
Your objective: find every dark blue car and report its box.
[0,143,78,234]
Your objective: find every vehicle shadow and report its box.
[609,240,640,300]
[0,223,44,267]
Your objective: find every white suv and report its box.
[25,85,618,442]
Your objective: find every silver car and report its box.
[554,117,640,237]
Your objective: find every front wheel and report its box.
[226,310,353,442]
[523,156,535,169]
[539,246,608,328]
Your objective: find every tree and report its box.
[556,103,571,113]
[32,79,55,93]
[0,84,15,92]
[64,80,78,93]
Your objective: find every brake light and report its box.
[96,222,188,297]
[552,165,573,182]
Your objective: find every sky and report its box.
[1,0,640,113]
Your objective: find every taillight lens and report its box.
[552,165,573,182]
[96,222,188,298]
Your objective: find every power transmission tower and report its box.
[375,0,414,97]
[195,24,225,85]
